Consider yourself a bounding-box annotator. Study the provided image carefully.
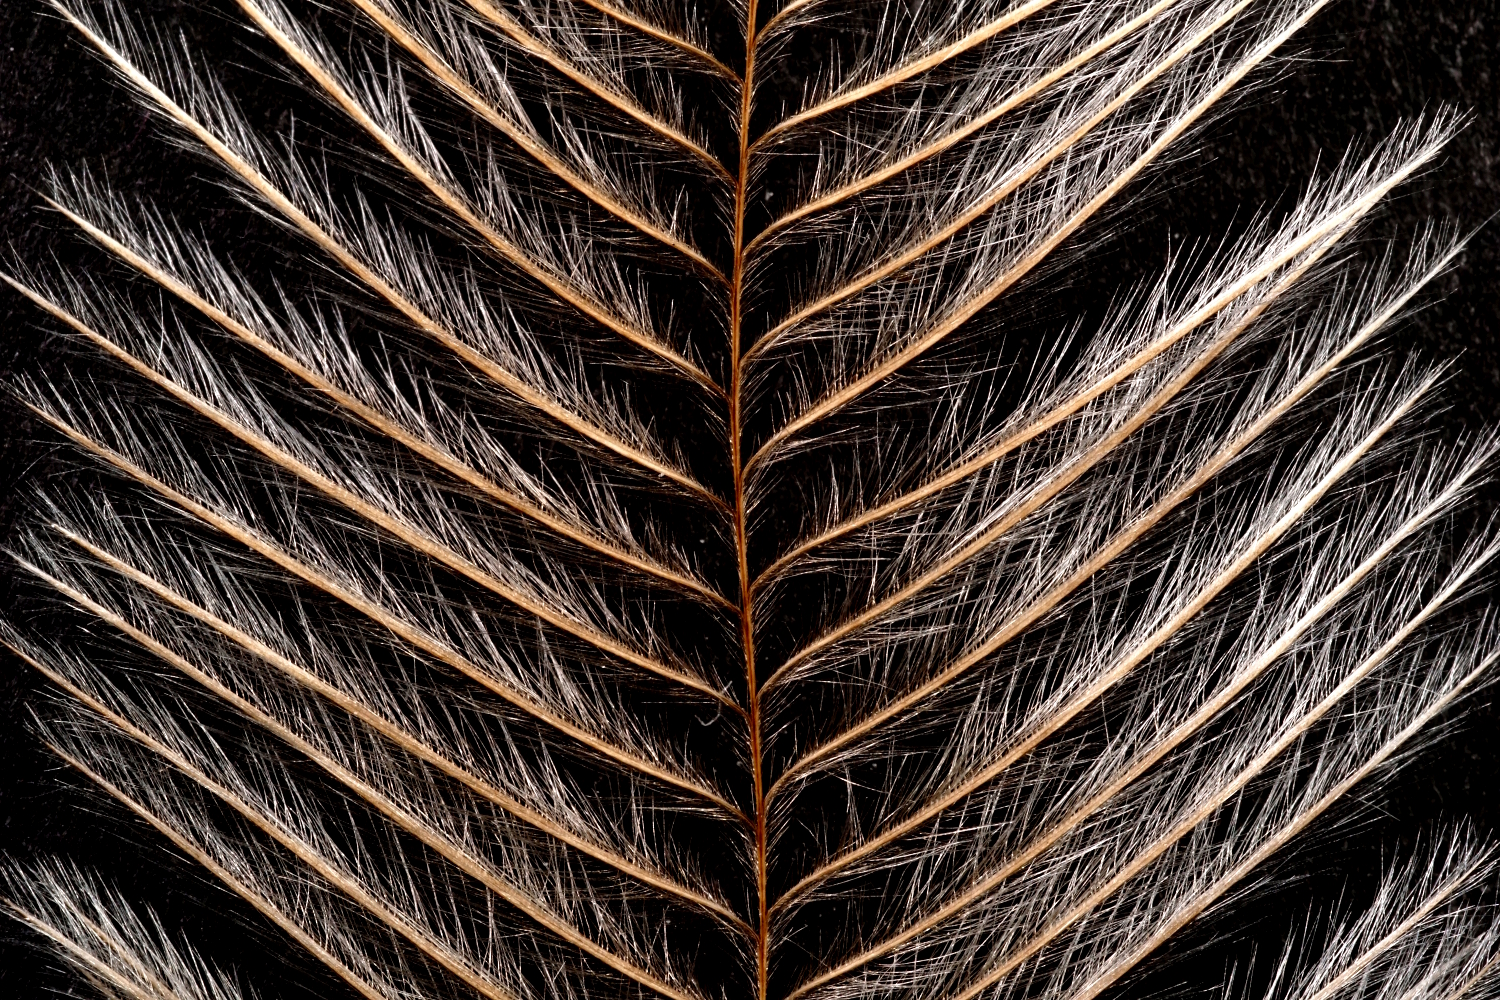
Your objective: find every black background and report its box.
[0,0,1496,994]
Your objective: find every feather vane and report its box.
[2,0,1498,999]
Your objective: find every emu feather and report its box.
[1,0,1498,999]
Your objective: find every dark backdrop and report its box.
[0,0,1497,994]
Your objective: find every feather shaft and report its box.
[4,1,1491,995]
[730,2,770,996]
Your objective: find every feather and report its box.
[0,0,1496,999]
[1,860,261,1000]
[1229,833,1500,1000]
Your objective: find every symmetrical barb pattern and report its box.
[2,1,1498,999]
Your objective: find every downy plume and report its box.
[1,0,1496,998]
